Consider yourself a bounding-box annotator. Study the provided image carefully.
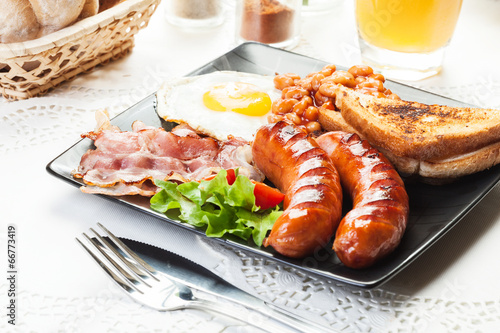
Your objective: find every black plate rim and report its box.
[46,42,500,288]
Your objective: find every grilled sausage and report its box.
[252,121,343,258]
[316,131,409,269]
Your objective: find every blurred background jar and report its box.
[235,0,302,49]
[165,0,224,29]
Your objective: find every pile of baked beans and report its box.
[270,64,400,133]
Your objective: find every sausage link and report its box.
[252,121,343,258]
[316,132,409,269]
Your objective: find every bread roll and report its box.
[99,0,125,12]
[0,0,41,43]
[0,0,126,44]
[28,0,87,36]
[79,0,99,19]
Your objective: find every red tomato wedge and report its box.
[253,181,285,210]
[202,169,237,184]
[203,169,284,210]
[225,168,237,185]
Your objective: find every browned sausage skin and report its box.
[316,131,409,269]
[252,121,343,258]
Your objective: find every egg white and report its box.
[156,71,281,142]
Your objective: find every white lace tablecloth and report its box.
[2,1,500,332]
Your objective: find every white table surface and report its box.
[2,1,500,332]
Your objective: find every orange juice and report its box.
[356,0,463,53]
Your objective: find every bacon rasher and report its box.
[72,111,264,196]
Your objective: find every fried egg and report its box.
[156,71,281,142]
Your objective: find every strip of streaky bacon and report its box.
[72,110,265,196]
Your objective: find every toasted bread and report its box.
[378,143,500,180]
[318,86,500,180]
[332,86,500,160]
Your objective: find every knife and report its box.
[120,238,332,333]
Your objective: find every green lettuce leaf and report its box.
[150,170,282,246]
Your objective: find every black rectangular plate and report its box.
[47,42,500,288]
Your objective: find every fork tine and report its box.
[82,232,145,287]
[96,222,159,280]
[89,227,154,284]
[76,235,143,294]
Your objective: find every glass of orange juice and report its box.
[355,0,463,80]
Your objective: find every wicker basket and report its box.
[0,0,161,100]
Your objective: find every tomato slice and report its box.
[202,169,236,184]
[253,181,284,210]
[225,169,237,185]
[202,169,284,209]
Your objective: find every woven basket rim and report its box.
[0,0,158,59]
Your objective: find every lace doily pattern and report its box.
[0,76,167,155]
[0,281,263,333]
[207,241,500,333]
[2,2,500,332]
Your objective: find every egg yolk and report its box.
[203,82,272,117]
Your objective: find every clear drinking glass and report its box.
[165,0,224,29]
[355,0,463,80]
[235,0,302,49]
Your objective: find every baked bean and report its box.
[373,79,385,92]
[357,78,384,92]
[368,91,386,98]
[320,100,336,111]
[326,70,356,88]
[311,73,325,91]
[269,63,399,132]
[369,73,385,83]
[293,106,305,116]
[320,64,336,77]
[274,73,300,90]
[292,96,312,116]
[296,77,313,91]
[304,106,319,121]
[268,114,284,123]
[318,82,337,98]
[283,86,309,100]
[324,64,337,71]
[382,86,398,98]
[354,76,366,85]
[285,112,302,125]
[348,65,374,78]
[305,121,322,133]
[302,95,313,106]
[273,98,298,114]
[314,90,331,106]
[319,76,332,85]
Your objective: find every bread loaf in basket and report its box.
[0,0,161,100]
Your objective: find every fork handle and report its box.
[185,297,330,333]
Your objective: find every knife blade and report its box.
[120,238,332,333]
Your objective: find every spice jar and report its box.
[236,0,301,49]
[165,0,224,29]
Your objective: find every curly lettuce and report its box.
[150,170,282,246]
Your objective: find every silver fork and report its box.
[76,223,331,333]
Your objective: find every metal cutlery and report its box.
[76,223,332,333]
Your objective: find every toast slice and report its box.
[318,86,500,180]
[330,86,500,161]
